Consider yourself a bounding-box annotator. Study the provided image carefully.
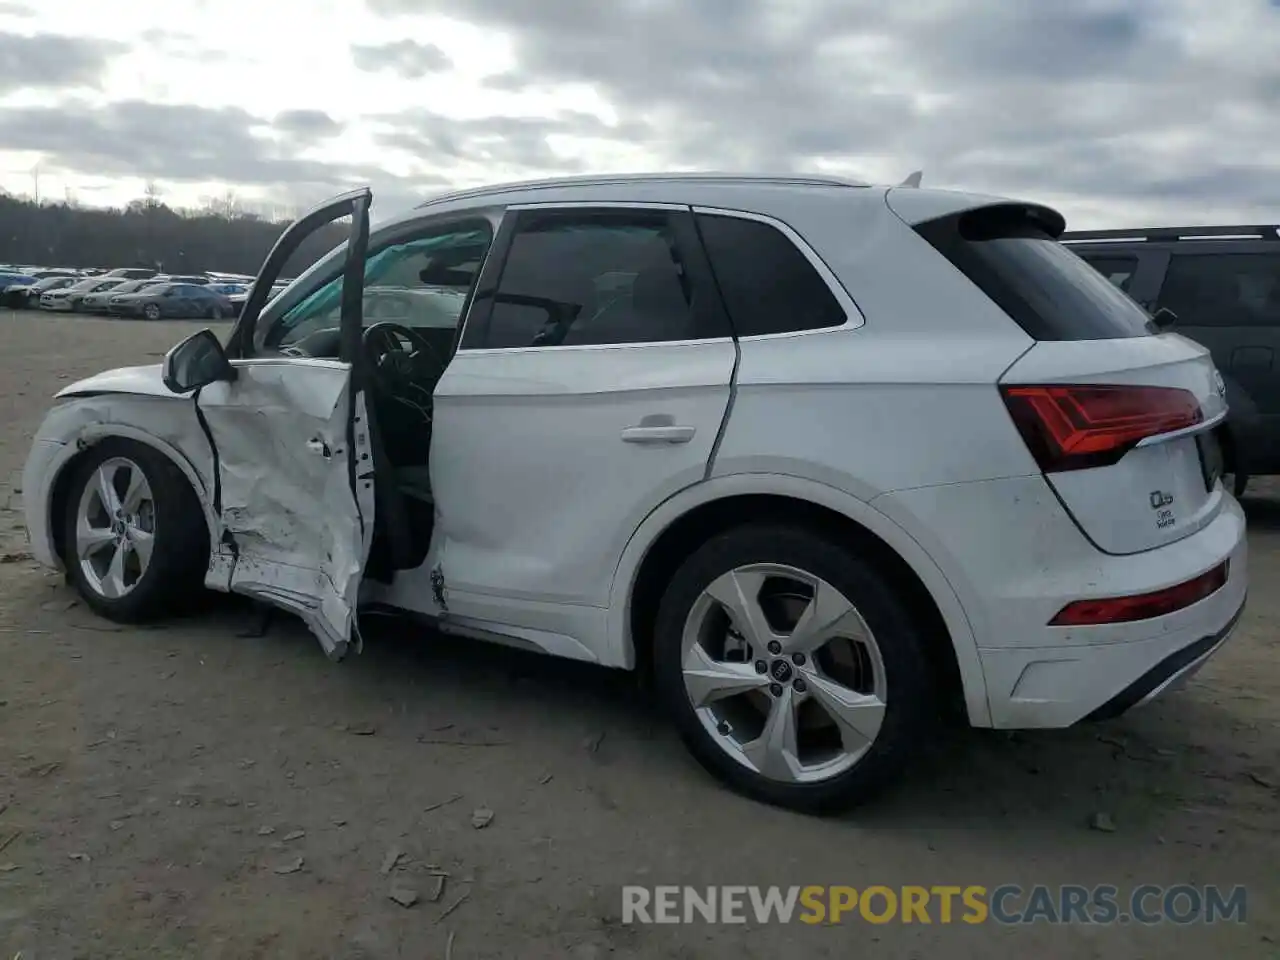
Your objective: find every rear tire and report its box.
[652,523,935,814]
[62,438,209,623]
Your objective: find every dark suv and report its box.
[1064,224,1280,495]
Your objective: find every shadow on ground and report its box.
[148,584,1264,843]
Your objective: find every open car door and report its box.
[160,188,373,659]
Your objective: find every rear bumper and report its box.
[975,578,1246,728]
[1082,600,1244,721]
[874,476,1248,728]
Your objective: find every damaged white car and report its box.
[22,175,1247,812]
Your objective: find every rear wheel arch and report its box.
[619,485,977,724]
[49,426,218,571]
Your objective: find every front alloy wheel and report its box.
[143,303,161,320]
[63,438,210,622]
[75,457,155,599]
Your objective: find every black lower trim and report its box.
[1083,595,1246,722]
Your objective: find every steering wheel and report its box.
[362,322,446,395]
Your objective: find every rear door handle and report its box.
[306,437,332,458]
[621,423,696,444]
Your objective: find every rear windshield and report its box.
[915,205,1156,340]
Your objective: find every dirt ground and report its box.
[0,311,1276,959]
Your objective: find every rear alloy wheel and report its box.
[63,439,209,622]
[143,303,161,320]
[653,524,934,813]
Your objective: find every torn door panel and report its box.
[198,361,354,564]
[197,363,370,659]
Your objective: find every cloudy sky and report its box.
[1,0,1278,228]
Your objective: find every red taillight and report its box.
[1050,561,1228,626]
[1001,383,1203,472]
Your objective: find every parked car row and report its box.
[0,265,292,320]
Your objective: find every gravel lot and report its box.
[1,311,1277,958]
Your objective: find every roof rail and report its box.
[415,171,870,208]
[1062,225,1280,243]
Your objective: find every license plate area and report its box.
[1196,429,1224,492]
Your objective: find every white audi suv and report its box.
[20,173,1247,812]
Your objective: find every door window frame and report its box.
[456,201,733,352]
[225,186,372,362]
[239,210,500,360]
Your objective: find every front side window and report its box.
[469,210,719,349]
[1156,253,1280,328]
[261,219,492,351]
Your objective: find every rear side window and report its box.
[1080,255,1139,292]
[1156,253,1280,328]
[695,213,846,336]
[915,205,1156,340]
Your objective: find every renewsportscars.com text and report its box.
[621,884,1248,925]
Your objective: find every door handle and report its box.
[306,437,332,458]
[621,424,696,444]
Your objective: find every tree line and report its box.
[0,193,348,277]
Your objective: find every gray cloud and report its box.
[0,2,32,14]
[274,108,344,141]
[351,39,451,78]
[0,99,443,211]
[0,30,124,94]
[366,0,1280,226]
[371,108,646,174]
[137,28,234,62]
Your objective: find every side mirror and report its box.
[1151,306,1178,331]
[162,329,236,394]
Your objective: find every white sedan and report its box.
[21,176,1247,812]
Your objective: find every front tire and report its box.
[62,439,209,622]
[652,524,935,814]
[143,303,161,321]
